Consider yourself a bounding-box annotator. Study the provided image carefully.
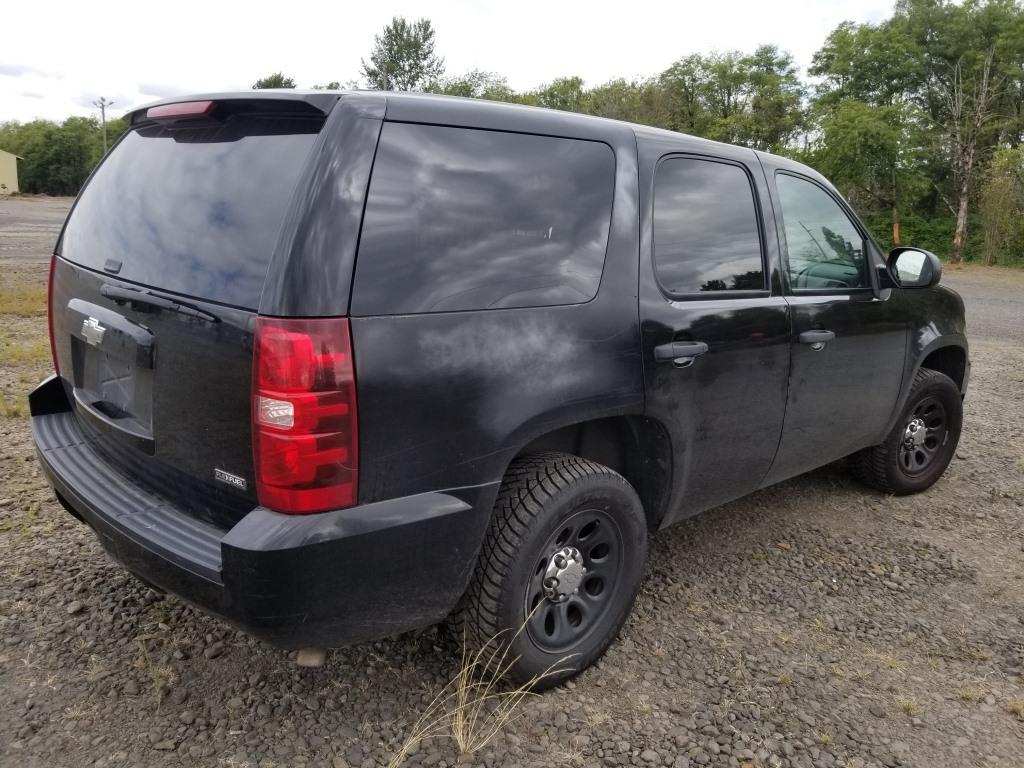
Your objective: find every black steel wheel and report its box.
[851,368,963,495]
[458,452,648,689]
[897,395,949,476]
[524,507,623,653]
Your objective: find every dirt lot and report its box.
[1,196,1023,768]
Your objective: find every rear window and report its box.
[352,122,615,315]
[60,113,322,309]
[653,157,765,295]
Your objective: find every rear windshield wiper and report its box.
[101,284,220,323]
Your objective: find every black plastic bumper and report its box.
[30,375,496,649]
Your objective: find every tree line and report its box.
[3,0,1023,265]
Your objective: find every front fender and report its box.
[882,285,969,437]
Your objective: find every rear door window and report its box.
[352,123,615,315]
[59,112,322,309]
[653,157,765,295]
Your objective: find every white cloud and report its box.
[0,0,893,123]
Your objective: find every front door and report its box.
[639,147,791,524]
[761,166,908,486]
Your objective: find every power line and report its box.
[92,97,115,154]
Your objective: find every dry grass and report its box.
[959,686,982,702]
[864,649,905,673]
[897,697,922,717]
[1,334,49,364]
[388,625,571,766]
[0,286,47,316]
[1006,699,1024,721]
[1,394,28,419]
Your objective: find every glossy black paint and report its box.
[757,154,914,485]
[637,132,790,521]
[49,258,258,528]
[31,90,969,650]
[259,93,383,318]
[351,105,643,504]
[31,388,494,648]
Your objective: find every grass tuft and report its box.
[897,697,922,716]
[389,621,572,766]
[959,686,982,702]
[1007,699,1024,721]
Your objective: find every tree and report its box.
[659,47,805,150]
[534,76,587,112]
[253,73,296,89]
[809,21,923,108]
[978,145,1024,264]
[811,100,928,245]
[361,17,444,91]
[741,45,806,151]
[432,70,517,101]
[660,55,715,136]
[311,81,342,90]
[0,115,127,195]
[583,78,671,126]
[809,0,1024,262]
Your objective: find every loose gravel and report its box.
[1,197,1022,768]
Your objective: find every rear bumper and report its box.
[30,375,495,649]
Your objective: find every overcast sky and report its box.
[2,0,892,124]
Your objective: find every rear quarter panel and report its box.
[350,117,642,505]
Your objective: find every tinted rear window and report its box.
[653,157,765,295]
[352,123,615,315]
[60,114,322,309]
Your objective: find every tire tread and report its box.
[457,452,630,655]
[850,368,961,495]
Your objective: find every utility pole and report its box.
[92,97,114,154]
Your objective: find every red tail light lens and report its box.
[47,254,59,375]
[252,317,358,514]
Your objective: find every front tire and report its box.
[459,452,648,690]
[851,368,963,495]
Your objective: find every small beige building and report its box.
[0,149,21,194]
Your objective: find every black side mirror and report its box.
[887,247,942,288]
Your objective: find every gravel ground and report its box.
[1,196,1023,768]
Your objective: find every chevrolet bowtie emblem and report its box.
[81,317,106,346]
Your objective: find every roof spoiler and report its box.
[128,91,343,127]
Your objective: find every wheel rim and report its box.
[898,395,948,477]
[524,507,624,654]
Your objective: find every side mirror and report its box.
[887,247,942,288]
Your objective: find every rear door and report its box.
[760,166,907,486]
[51,100,328,526]
[638,142,791,524]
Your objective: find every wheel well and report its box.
[512,416,673,529]
[919,345,966,391]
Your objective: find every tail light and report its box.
[252,317,358,514]
[47,254,59,375]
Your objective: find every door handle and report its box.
[798,329,835,350]
[654,341,709,367]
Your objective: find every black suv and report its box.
[30,91,968,687]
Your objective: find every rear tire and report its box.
[458,452,647,690]
[850,368,962,495]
